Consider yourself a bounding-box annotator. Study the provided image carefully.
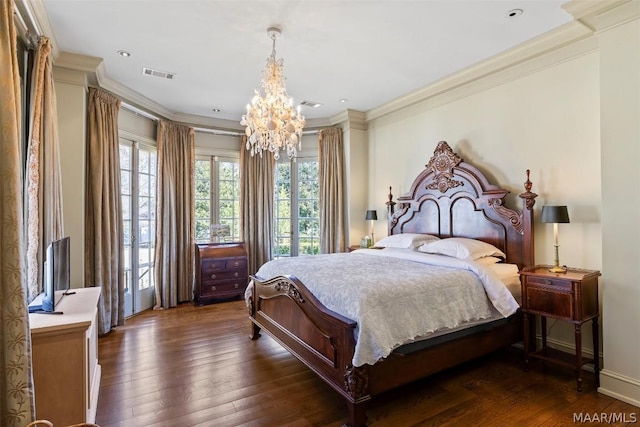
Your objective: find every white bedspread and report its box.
[246,248,519,367]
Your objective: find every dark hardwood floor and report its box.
[96,301,638,426]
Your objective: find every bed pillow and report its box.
[417,237,506,260]
[374,233,440,249]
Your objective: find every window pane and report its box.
[139,221,150,244]
[195,220,210,242]
[139,150,149,173]
[123,220,131,245]
[139,173,149,196]
[196,179,210,199]
[195,159,211,180]
[120,145,131,170]
[121,170,131,195]
[195,199,211,219]
[139,197,149,219]
[139,266,151,290]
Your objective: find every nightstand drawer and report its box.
[526,286,573,318]
[525,276,571,291]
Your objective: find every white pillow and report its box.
[417,237,506,260]
[375,233,440,249]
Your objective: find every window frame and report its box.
[274,155,320,258]
[194,153,241,243]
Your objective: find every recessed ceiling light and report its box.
[339,98,349,103]
[117,50,131,58]
[506,9,523,19]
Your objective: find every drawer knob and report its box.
[234,272,239,278]
[232,261,240,267]
[234,283,239,289]
[210,274,217,280]
[542,279,552,285]
[211,286,216,291]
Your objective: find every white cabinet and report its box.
[29,287,101,425]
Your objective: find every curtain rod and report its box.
[122,103,320,136]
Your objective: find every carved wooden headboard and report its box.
[387,141,537,269]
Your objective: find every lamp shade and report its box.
[365,210,378,221]
[541,205,570,224]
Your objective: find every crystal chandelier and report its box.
[241,27,305,160]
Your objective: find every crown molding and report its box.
[595,0,639,32]
[329,109,367,131]
[52,67,88,88]
[366,21,594,122]
[563,0,632,30]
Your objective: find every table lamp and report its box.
[541,205,570,273]
[365,210,378,247]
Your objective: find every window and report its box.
[274,158,320,257]
[194,156,240,243]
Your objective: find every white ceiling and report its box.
[39,0,572,126]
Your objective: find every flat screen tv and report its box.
[29,236,71,314]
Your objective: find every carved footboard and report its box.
[248,275,370,426]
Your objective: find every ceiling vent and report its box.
[300,100,322,108]
[142,67,175,80]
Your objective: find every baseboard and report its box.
[599,370,640,408]
[539,336,603,371]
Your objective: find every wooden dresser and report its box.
[195,242,248,304]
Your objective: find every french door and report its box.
[120,138,157,316]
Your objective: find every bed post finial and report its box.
[519,169,537,211]
[519,169,537,268]
[386,186,396,215]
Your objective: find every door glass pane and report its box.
[218,160,240,241]
[195,158,212,243]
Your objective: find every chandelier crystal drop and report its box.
[240,27,305,161]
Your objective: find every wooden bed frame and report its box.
[248,141,537,426]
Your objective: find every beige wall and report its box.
[53,68,87,289]
[598,3,640,406]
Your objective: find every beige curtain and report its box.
[318,127,346,253]
[0,0,35,425]
[240,136,275,275]
[86,87,125,335]
[154,120,195,309]
[25,36,64,300]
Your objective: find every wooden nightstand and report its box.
[519,265,601,391]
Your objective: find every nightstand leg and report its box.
[575,324,583,392]
[592,317,600,388]
[523,312,530,371]
[541,316,547,351]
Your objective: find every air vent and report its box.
[300,100,322,108]
[142,67,175,80]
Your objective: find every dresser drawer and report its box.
[526,285,573,319]
[201,279,247,297]
[201,269,246,282]
[201,257,247,273]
